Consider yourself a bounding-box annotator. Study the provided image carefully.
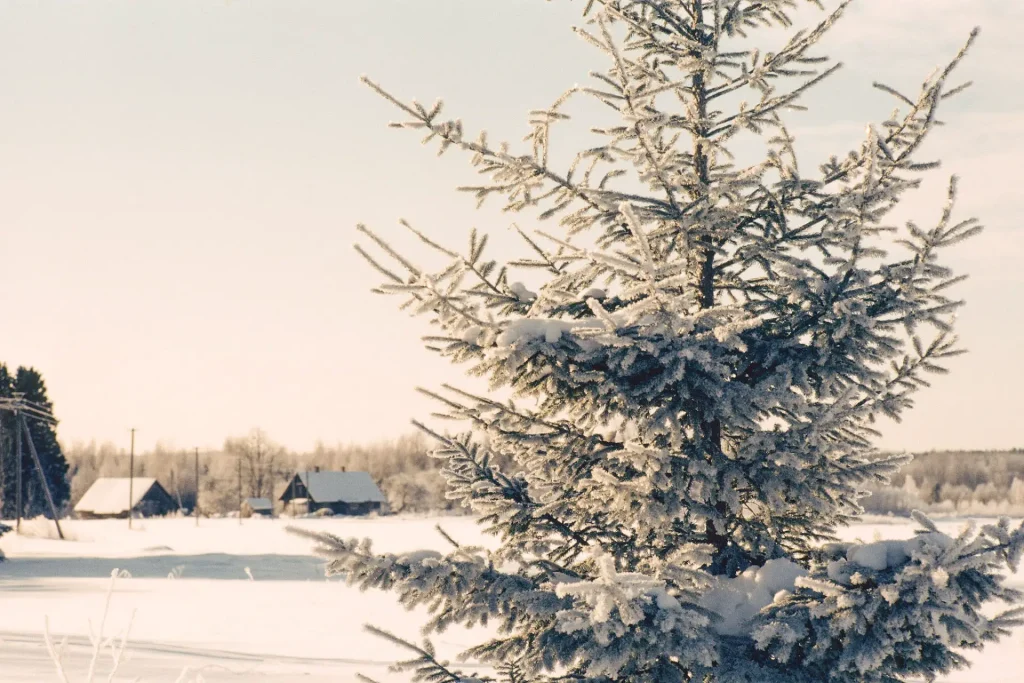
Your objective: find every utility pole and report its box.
[128,428,136,529]
[237,453,243,526]
[0,419,4,523]
[14,402,22,534]
[194,447,200,527]
[21,415,64,539]
[290,472,296,517]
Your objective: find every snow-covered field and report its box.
[1,515,1021,682]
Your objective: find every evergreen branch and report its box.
[708,62,843,137]
[596,15,683,216]
[362,625,481,683]
[509,224,564,275]
[411,419,596,553]
[361,76,636,220]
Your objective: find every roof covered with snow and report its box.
[286,471,386,504]
[244,497,273,511]
[74,477,163,515]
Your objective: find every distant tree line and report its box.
[3,364,1015,521]
[0,365,70,519]
[58,434,1024,519]
[64,429,459,516]
[863,450,1024,516]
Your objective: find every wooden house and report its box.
[74,477,179,519]
[279,469,386,516]
[241,497,274,518]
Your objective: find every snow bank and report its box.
[0,518,1019,682]
[700,559,807,635]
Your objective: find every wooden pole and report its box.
[290,472,296,517]
[195,447,200,527]
[0,418,5,523]
[238,453,242,525]
[128,428,135,529]
[21,416,64,540]
[14,408,22,534]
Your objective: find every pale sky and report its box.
[2,1,1021,455]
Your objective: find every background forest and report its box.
[61,436,1024,518]
[62,431,458,516]
[3,364,1022,519]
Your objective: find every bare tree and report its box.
[224,428,285,500]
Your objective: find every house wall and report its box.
[280,477,310,502]
[310,500,381,516]
[137,500,167,517]
[76,510,126,520]
[139,488,179,517]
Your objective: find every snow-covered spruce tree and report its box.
[298,2,1024,681]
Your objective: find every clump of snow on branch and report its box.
[700,558,807,635]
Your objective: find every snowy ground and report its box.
[1,514,1021,682]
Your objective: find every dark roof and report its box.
[282,471,386,504]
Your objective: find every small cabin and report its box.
[241,497,274,518]
[74,477,179,519]
[279,469,386,516]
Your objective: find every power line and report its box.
[195,447,200,528]
[128,428,136,530]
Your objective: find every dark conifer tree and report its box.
[0,364,13,518]
[0,367,71,518]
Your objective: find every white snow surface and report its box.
[0,515,1021,682]
[74,478,160,516]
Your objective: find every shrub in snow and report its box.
[297,1,1024,681]
[44,569,135,682]
[43,567,211,683]
[18,516,79,541]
